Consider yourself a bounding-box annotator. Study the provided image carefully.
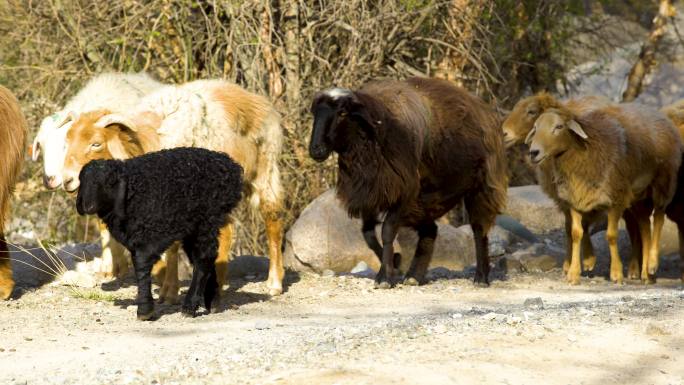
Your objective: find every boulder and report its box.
[504,185,564,234]
[284,189,514,273]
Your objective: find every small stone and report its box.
[506,316,522,325]
[520,254,557,272]
[23,337,32,342]
[567,335,577,342]
[255,321,270,330]
[244,274,257,280]
[482,312,501,321]
[621,295,635,302]
[321,269,335,278]
[433,324,447,334]
[350,261,369,274]
[524,297,544,310]
[451,313,463,319]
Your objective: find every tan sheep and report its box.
[502,93,621,276]
[526,103,681,284]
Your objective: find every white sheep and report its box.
[61,79,285,300]
[32,72,163,279]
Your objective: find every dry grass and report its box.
[0,0,611,255]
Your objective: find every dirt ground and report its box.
[1,261,683,385]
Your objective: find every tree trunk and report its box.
[261,1,283,100]
[434,0,484,86]
[622,0,675,102]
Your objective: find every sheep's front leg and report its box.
[375,211,401,289]
[636,212,654,284]
[131,251,157,321]
[562,208,572,274]
[606,208,624,284]
[362,216,400,270]
[404,221,438,286]
[567,209,583,285]
[647,209,666,278]
[580,216,597,272]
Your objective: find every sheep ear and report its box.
[113,178,127,218]
[55,111,76,128]
[524,127,536,145]
[95,113,138,132]
[568,120,588,140]
[349,102,377,136]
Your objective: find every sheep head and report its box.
[62,110,160,193]
[76,159,126,217]
[526,108,588,164]
[32,111,75,189]
[309,88,375,162]
[502,92,561,148]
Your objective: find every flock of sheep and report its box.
[0,72,683,320]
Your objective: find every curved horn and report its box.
[55,111,77,128]
[94,113,138,131]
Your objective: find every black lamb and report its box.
[76,147,243,320]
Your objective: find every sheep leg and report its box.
[376,211,401,289]
[98,224,128,279]
[0,235,14,300]
[465,195,495,286]
[580,216,596,272]
[182,234,219,317]
[562,209,572,274]
[261,208,284,296]
[215,221,234,298]
[624,209,643,280]
[404,221,438,286]
[636,212,654,284]
[362,216,401,269]
[647,209,666,278]
[157,242,180,305]
[606,208,625,284]
[131,251,157,321]
[678,225,684,282]
[567,209,583,285]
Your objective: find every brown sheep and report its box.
[0,85,27,300]
[502,93,646,279]
[527,103,681,284]
[309,77,508,287]
[659,100,684,281]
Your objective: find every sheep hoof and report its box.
[642,275,657,285]
[566,275,580,285]
[137,310,157,321]
[403,277,420,286]
[374,280,392,290]
[473,280,489,288]
[268,287,283,296]
[181,307,198,318]
[582,257,596,272]
[562,260,570,274]
[647,266,658,276]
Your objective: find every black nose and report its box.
[529,149,539,158]
[309,146,329,161]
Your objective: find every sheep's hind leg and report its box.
[678,225,684,282]
[636,212,654,284]
[375,211,402,289]
[213,221,234,307]
[403,221,437,286]
[647,209,666,279]
[157,242,180,305]
[131,251,157,321]
[624,209,643,280]
[606,208,624,284]
[182,233,219,317]
[0,235,14,300]
[261,207,284,296]
[581,216,597,272]
[562,209,572,274]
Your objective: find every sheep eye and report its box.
[554,124,564,131]
[527,109,537,116]
[91,142,102,149]
[339,111,347,117]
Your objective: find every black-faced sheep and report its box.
[76,147,243,319]
[309,77,508,287]
[0,85,27,300]
[527,103,681,284]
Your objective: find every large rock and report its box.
[504,185,564,234]
[284,189,513,273]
